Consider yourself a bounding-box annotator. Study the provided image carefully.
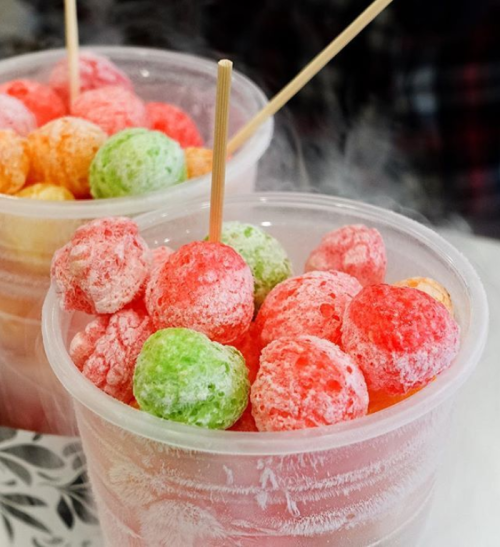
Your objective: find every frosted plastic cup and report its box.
[42,193,488,546]
[0,46,272,434]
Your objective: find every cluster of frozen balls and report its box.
[0,52,209,200]
[52,217,460,433]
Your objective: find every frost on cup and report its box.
[43,194,488,545]
[0,46,272,434]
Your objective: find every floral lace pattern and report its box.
[0,428,101,546]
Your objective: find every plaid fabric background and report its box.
[2,0,499,233]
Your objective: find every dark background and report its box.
[1,0,499,235]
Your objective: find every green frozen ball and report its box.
[220,222,293,308]
[133,328,249,429]
[89,128,186,198]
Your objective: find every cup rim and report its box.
[42,192,489,455]
[0,45,273,219]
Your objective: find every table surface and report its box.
[1,231,499,546]
[420,232,500,547]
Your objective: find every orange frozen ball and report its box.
[0,130,29,194]
[185,147,213,179]
[0,79,66,126]
[15,183,75,201]
[394,277,453,315]
[27,116,107,198]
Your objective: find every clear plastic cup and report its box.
[42,193,488,546]
[0,45,272,433]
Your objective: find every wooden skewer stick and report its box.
[64,0,80,106]
[209,60,233,243]
[227,0,393,155]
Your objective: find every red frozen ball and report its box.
[232,323,262,384]
[305,224,387,286]
[0,79,66,127]
[69,308,154,403]
[251,335,368,432]
[49,52,133,107]
[229,403,258,432]
[342,284,460,395]
[71,86,148,135]
[256,270,362,347]
[51,217,151,314]
[145,241,254,344]
[146,102,203,148]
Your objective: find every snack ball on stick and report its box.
[0,79,66,126]
[256,270,362,347]
[71,86,148,135]
[305,224,387,286]
[51,217,151,314]
[342,284,460,395]
[146,102,203,148]
[49,52,133,107]
[0,130,30,194]
[70,308,154,403]
[27,116,106,198]
[133,328,249,429]
[89,128,186,198]
[218,222,293,308]
[0,94,37,136]
[251,335,369,432]
[146,241,254,345]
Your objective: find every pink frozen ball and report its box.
[0,94,37,136]
[70,308,154,403]
[71,86,148,135]
[146,102,203,148]
[51,217,152,315]
[251,335,369,432]
[145,241,254,344]
[305,224,387,286]
[151,245,174,272]
[342,284,460,395]
[49,52,133,107]
[0,79,66,127]
[256,270,362,347]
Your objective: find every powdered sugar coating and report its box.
[51,217,152,314]
[133,328,249,429]
[305,224,387,286]
[342,284,460,395]
[70,308,154,403]
[27,116,107,198]
[0,79,66,127]
[0,94,37,136]
[251,335,369,432]
[145,241,254,344]
[256,270,362,347]
[72,86,148,135]
[70,315,109,370]
[49,52,133,107]
[220,222,293,308]
[0,130,30,194]
[89,128,186,198]
[146,102,203,148]
[395,276,454,315]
